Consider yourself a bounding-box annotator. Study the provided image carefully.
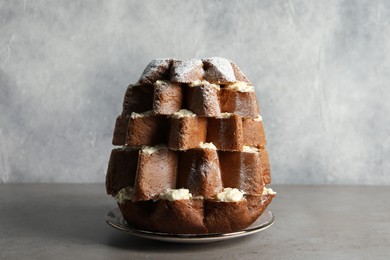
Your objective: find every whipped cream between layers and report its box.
[216,188,244,202]
[243,146,259,153]
[189,80,220,89]
[218,112,233,118]
[254,115,263,122]
[131,110,154,118]
[199,142,217,150]
[225,81,254,92]
[262,187,277,195]
[159,188,193,201]
[171,109,196,119]
[159,188,245,202]
[115,186,273,203]
[115,187,134,204]
[155,80,169,86]
[141,144,166,155]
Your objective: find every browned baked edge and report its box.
[117,194,274,234]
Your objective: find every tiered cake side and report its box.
[106,58,275,234]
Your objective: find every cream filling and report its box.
[131,110,154,118]
[254,115,263,122]
[199,142,217,150]
[159,188,193,201]
[225,81,254,92]
[216,188,244,202]
[262,187,277,195]
[243,146,259,153]
[115,146,138,151]
[171,109,196,119]
[189,80,220,89]
[218,112,233,118]
[115,186,273,203]
[115,187,134,204]
[155,80,168,86]
[141,145,166,155]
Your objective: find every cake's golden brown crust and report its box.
[218,151,263,195]
[151,199,207,234]
[187,84,221,117]
[207,114,243,151]
[122,84,154,116]
[115,113,267,150]
[204,195,274,233]
[106,148,139,195]
[177,148,223,198]
[126,115,168,146]
[106,146,268,200]
[112,115,129,146]
[153,81,183,115]
[118,194,274,234]
[247,195,273,220]
[133,149,177,201]
[204,200,251,233]
[242,118,267,148]
[220,89,260,118]
[118,200,155,230]
[259,149,271,184]
[168,117,207,150]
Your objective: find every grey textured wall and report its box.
[1,0,389,184]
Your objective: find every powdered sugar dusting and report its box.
[138,59,171,84]
[134,58,253,84]
[203,57,236,83]
[170,59,203,83]
[229,60,251,84]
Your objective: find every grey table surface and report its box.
[0,184,389,260]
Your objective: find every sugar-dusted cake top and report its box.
[138,57,251,85]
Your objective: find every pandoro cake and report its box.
[106,57,275,234]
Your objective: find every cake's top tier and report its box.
[138,57,251,85]
[112,58,263,147]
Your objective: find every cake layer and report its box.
[153,80,183,115]
[170,59,204,83]
[117,193,275,234]
[218,148,264,195]
[207,114,244,151]
[106,147,139,196]
[138,57,251,85]
[177,146,223,198]
[259,148,271,184]
[122,84,154,116]
[132,146,177,201]
[242,116,266,148]
[114,113,266,151]
[168,111,208,150]
[119,82,260,119]
[126,112,168,146]
[106,145,270,200]
[112,115,129,146]
[187,81,221,117]
[220,87,260,118]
